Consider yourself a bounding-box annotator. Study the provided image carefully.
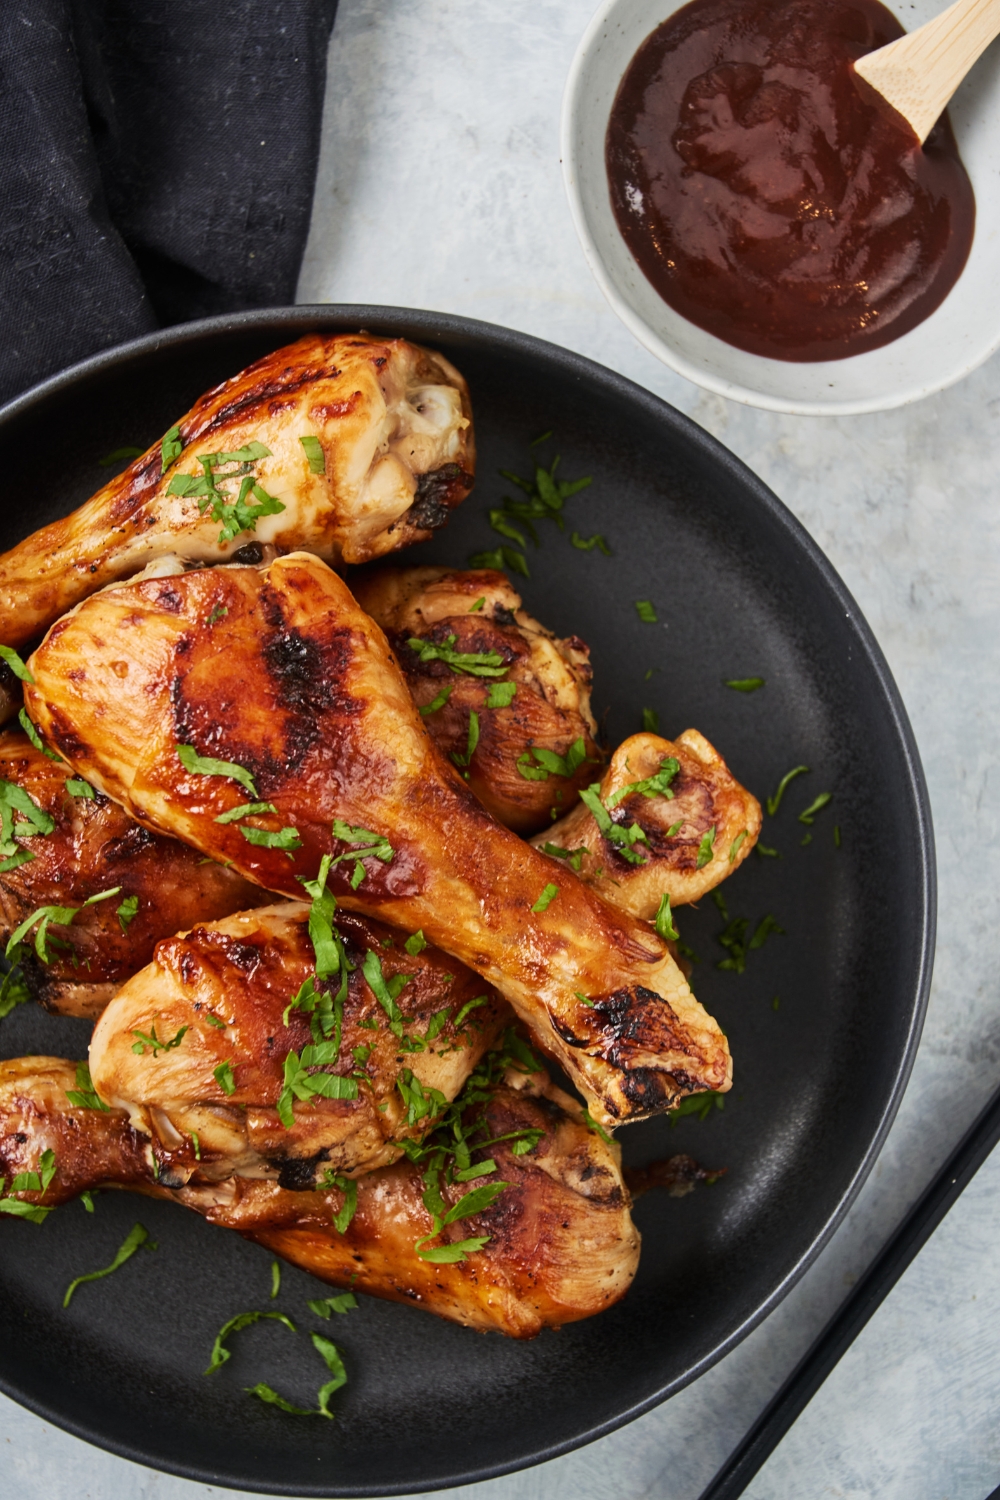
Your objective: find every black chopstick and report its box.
[698,1076,1000,1500]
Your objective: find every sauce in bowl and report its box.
[605,0,975,362]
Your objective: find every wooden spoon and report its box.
[854,0,1000,143]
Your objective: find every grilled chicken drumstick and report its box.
[0,1048,639,1337]
[534,730,761,915]
[0,728,267,1016]
[24,554,731,1124]
[0,333,474,652]
[353,566,603,834]
[89,903,510,1181]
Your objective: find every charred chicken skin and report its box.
[0,1051,639,1338]
[0,334,474,652]
[353,566,603,834]
[535,731,762,916]
[24,554,731,1124]
[0,729,266,1016]
[89,903,510,1182]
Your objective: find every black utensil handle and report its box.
[698,1078,1000,1500]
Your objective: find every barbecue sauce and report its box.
[605,0,975,362]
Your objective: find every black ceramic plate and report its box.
[0,307,934,1496]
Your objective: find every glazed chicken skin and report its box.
[0,333,474,652]
[353,566,603,834]
[25,554,731,1125]
[534,731,762,917]
[0,1052,639,1338]
[0,728,267,1016]
[89,904,510,1183]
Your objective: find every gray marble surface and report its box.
[4,1,1000,1496]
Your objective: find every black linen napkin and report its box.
[0,0,339,408]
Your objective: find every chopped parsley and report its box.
[452,995,488,1030]
[485,679,517,708]
[361,948,411,1035]
[116,894,139,932]
[414,1178,508,1263]
[214,1060,236,1095]
[329,819,394,889]
[396,1069,448,1128]
[654,892,679,942]
[834,824,841,847]
[313,1334,348,1418]
[205,1012,227,1030]
[131,1023,189,1057]
[160,424,183,473]
[665,820,683,837]
[605,756,679,809]
[419,684,453,717]
[0,1148,56,1223]
[245,1384,314,1416]
[750,914,785,950]
[717,916,749,973]
[166,442,285,545]
[582,1108,613,1144]
[308,1291,357,1318]
[63,1222,152,1307]
[406,634,507,678]
[670,1091,726,1124]
[320,1172,359,1233]
[269,1260,281,1300]
[729,830,748,864]
[176,744,258,798]
[725,677,765,693]
[66,778,96,799]
[6,888,120,966]
[766,764,809,816]
[542,843,585,873]
[469,596,486,612]
[642,707,659,733]
[99,445,144,468]
[0,966,30,1021]
[18,709,61,762]
[0,645,33,682]
[451,711,479,773]
[0,776,56,865]
[571,531,611,555]
[634,600,657,623]
[299,434,325,474]
[489,509,528,549]
[404,929,427,956]
[277,1045,357,1127]
[756,843,781,858]
[469,545,529,578]
[489,448,593,560]
[65,1062,108,1111]
[516,737,588,782]
[207,604,228,626]
[531,883,559,913]
[239,823,302,854]
[798,792,832,825]
[204,1308,296,1375]
[579,784,649,865]
[214,800,278,825]
[696,826,717,869]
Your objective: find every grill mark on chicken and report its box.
[409,464,476,530]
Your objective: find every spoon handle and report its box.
[854,0,1000,143]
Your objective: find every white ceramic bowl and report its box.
[561,0,1000,414]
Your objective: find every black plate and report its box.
[0,307,934,1495]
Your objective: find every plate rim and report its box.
[0,303,937,1495]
